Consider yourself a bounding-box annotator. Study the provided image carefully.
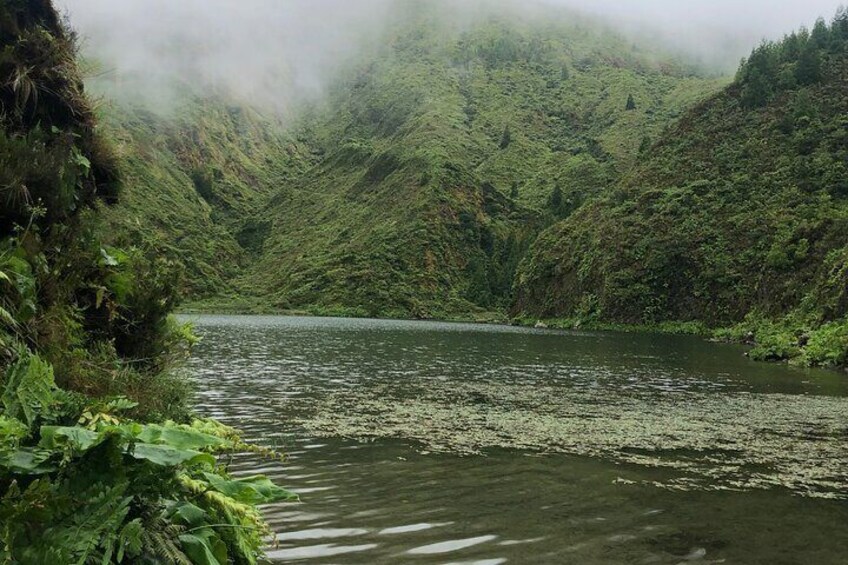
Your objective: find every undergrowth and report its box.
[0,2,295,562]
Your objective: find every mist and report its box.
[56,0,396,114]
[544,0,847,69]
[57,0,846,114]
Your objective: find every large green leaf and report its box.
[179,530,227,565]
[202,472,298,505]
[40,426,103,452]
[169,501,208,529]
[130,443,215,467]
[137,424,227,451]
[0,447,55,473]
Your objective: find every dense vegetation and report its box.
[99,100,313,298]
[96,6,723,319]
[2,0,847,559]
[515,10,848,366]
[78,3,848,368]
[244,11,721,319]
[0,2,292,562]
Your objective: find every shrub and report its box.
[0,348,295,564]
[801,320,848,367]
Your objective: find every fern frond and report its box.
[116,519,143,562]
[140,514,191,565]
[1,350,55,428]
[0,306,16,328]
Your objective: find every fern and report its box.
[1,350,55,428]
[115,519,143,563]
[36,484,132,565]
[79,493,133,565]
[140,514,191,565]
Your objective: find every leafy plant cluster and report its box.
[1,2,295,562]
[0,351,294,564]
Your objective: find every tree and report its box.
[499,124,512,149]
[780,32,801,64]
[810,17,830,48]
[831,8,848,49]
[625,94,636,111]
[548,184,563,212]
[741,67,771,108]
[795,41,822,86]
[739,45,780,108]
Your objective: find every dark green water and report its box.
[184,315,848,564]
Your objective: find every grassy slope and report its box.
[514,17,848,364]
[98,99,313,297]
[239,11,723,318]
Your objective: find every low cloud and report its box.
[545,0,846,68]
[56,0,846,113]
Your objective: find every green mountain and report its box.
[242,11,722,319]
[88,4,848,367]
[98,5,722,319]
[514,12,848,364]
[99,100,312,296]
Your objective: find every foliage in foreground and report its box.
[0,349,294,564]
[0,1,295,562]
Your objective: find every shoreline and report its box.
[177,300,848,373]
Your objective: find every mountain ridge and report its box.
[514,10,848,365]
[94,5,848,364]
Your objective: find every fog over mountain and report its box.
[547,0,845,66]
[57,0,845,113]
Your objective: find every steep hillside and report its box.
[239,9,723,318]
[98,100,313,297]
[515,12,848,363]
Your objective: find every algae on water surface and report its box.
[286,381,848,499]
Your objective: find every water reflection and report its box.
[184,315,848,564]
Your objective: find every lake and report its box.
[184,315,848,564]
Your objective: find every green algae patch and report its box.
[286,382,848,499]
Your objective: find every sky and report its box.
[56,0,845,113]
[56,0,396,112]
[546,0,845,66]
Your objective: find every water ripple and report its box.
[183,315,848,564]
